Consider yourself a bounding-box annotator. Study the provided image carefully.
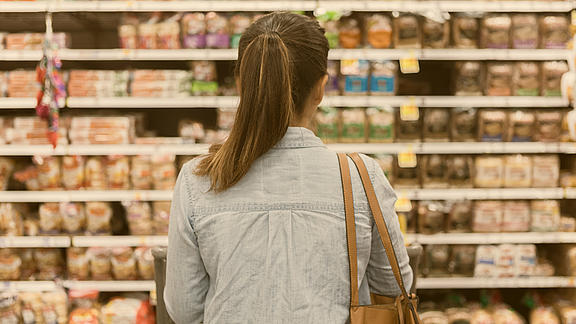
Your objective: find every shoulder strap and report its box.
[347,153,410,301]
[337,153,360,307]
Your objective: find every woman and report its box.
[165,12,412,324]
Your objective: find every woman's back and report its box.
[165,127,412,323]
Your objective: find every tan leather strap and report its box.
[347,153,411,302]
[337,153,360,307]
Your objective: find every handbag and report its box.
[337,152,421,324]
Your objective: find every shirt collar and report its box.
[273,127,326,149]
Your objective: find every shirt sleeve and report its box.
[164,164,209,323]
[363,156,413,297]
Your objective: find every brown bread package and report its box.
[394,14,421,48]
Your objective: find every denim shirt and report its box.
[165,127,413,324]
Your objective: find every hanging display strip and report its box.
[0,0,571,12]
[0,190,173,202]
[417,277,576,289]
[407,232,576,245]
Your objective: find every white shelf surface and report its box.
[417,277,576,289]
[0,236,70,248]
[0,97,37,109]
[1,281,58,292]
[407,232,576,245]
[0,144,210,156]
[399,188,563,200]
[1,1,571,12]
[72,235,168,247]
[66,96,240,108]
[0,190,173,202]
[63,280,155,292]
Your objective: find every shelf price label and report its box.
[400,51,420,74]
[398,146,417,169]
[395,195,412,213]
[400,98,419,121]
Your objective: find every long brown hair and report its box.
[195,12,329,192]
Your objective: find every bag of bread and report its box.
[423,108,450,142]
[511,14,538,49]
[422,16,449,49]
[394,14,421,48]
[191,61,218,96]
[342,59,370,95]
[67,247,90,280]
[366,14,393,49]
[531,200,560,232]
[205,12,229,49]
[338,16,362,48]
[0,203,23,236]
[501,201,531,232]
[474,156,504,188]
[19,248,35,280]
[60,202,86,234]
[424,245,450,277]
[422,155,449,188]
[85,156,107,190]
[454,62,483,96]
[451,108,477,141]
[33,156,61,190]
[450,245,476,276]
[316,107,340,143]
[541,61,569,97]
[68,289,100,324]
[515,244,536,277]
[486,63,513,96]
[532,155,559,188]
[534,111,563,141]
[86,202,112,235]
[473,201,503,232]
[151,154,176,190]
[62,155,85,190]
[418,201,445,234]
[106,155,130,190]
[453,14,479,48]
[513,62,540,96]
[152,201,171,235]
[0,249,21,280]
[229,14,251,48]
[124,201,153,235]
[394,160,420,188]
[181,13,206,49]
[367,107,394,143]
[496,244,516,277]
[325,61,340,95]
[479,110,507,142]
[507,110,535,142]
[530,307,560,324]
[111,247,137,280]
[396,108,421,142]
[340,108,366,143]
[474,245,498,277]
[446,200,472,233]
[131,155,152,190]
[34,248,64,280]
[540,15,570,49]
[87,247,112,280]
[370,60,397,96]
[447,156,474,188]
[135,247,155,280]
[39,203,62,234]
[481,14,511,49]
[0,158,14,190]
[492,304,524,324]
[504,154,532,188]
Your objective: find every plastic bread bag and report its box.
[530,200,560,232]
[60,202,86,234]
[423,108,450,142]
[181,13,206,49]
[422,15,450,49]
[481,14,511,49]
[447,156,474,188]
[454,62,483,96]
[138,14,161,49]
[0,249,21,280]
[38,203,62,234]
[534,110,563,142]
[515,244,536,277]
[503,154,532,188]
[474,156,504,188]
[513,62,540,96]
[19,248,35,280]
[134,247,155,280]
[394,159,420,189]
[67,247,90,280]
[34,248,64,280]
[341,59,370,96]
[124,201,154,235]
[85,202,112,235]
[449,245,476,276]
[325,61,341,95]
[394,13,421,49]
[41,289,68,324]
[316,11,340,49]
[84,156,107,190]
[0,292,20,323]
[511,14,538,49]
[0,203,23,236]
[507,110,535,142]
[340,108,366,143]
[474,245,498,277]
[530,307,560,324]
[540,15,570,49]
[446,200,472,233]
[395,107,421,142]
[492,304,525,324]
[479,110,507,142]
[0,157,14,190]
[101,296,155,324]
[541,61,569,97]
[366,13,392,49]
[151,154,177,190]
[87,247,112,280]
[531,155,559,188]
[191,60,218,96]
[496,244,516,277]
[131,155,152,190]
[111,247,137,280]
[473,201,503,233]
[451,107,477,141]
[417,201,446,234]
[32,155,61,190]
[366,107,394,143]
[316,107,340,143]
[486,63,513,96]
[68,289,100,324]
[424,245,450,277]
[157,15,181,50]
[452,14,479,48]
[338,15,362,48]
[421,155,449,188]
[370,60,397,96]
[118,14,139,49]
[501,201,531,232]
[205,12,230,49]
[106,155,130,190]
[62,155,85,190]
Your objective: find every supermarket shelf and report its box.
[407,232,576,245]
[1,1,571,12]
[0,49,570,61]
[0,236,71,248]
[72,235,168,247]
[0,190,173,202]
[0,97,37,109]
[63,280,155,292]
[1,281,58,292]
[0,144,210,156]
[399,188,563,200]
[66,96,239,108]
[417,277,576,289]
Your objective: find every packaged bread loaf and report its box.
[367,107,394,143]
[493,304,524,324]
[486,63,513,96]
[325,61,340,95]
[181,13,206,49]
[481,14,511,48]
[453,14,479,48]
[0,249,21,280]
[473,201,503,232]
[394,160,420,188]
[422,17,449,49]
[135,247,154,280]
[106,155,130,190]
[157,17,181,50]
[507,110,535,142]
[191,61,218,96]
[67,247,89,280]
[475,156,504,188]
[152,201,171,235]
[124,201,153,235]
[370,60,397,96]
[33,156,61,190]
[531,307,560,324]
[474,245,498,277]
[394,14,421,48]
[151,154,176,190]
[229,14,251,48]
[513,62,540,96]
[454,62,483,96]
[85,202,112,235]
[85,156,107,190]
[541,61,569,97]
[205,12,229,49]
[451,108,477,141]
[396,108,421,142]
[342,60,370,95]
[534,111,563,141]
[418,201,445,234]
[340,108,366,143]
[34,248,64,280]
[19,249,34,280]
[366,14,392,48]
[338,16,362,48]
[0,203,23,236]
[503,154,532,188]
[87,247,112,280]
[424,245,450,277]
[511,14,538,49]
[479,110,507,142]
[496,244,516,277]
[62,156,85,190]
[111,247,137,280]
[531,200,560,232]
[131,155,152,190]
[515,244,536,277]
[423,108,450,142]
[316,107,340,143]
[540,15,570,49]
[446,201,472,232]
[450,245,476,276]
[0,158,14,191]
[422,155,449,188]
[447,156,474,188]
[501,201,531,232]
[39,203,62,234]
[532,155,559,187]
